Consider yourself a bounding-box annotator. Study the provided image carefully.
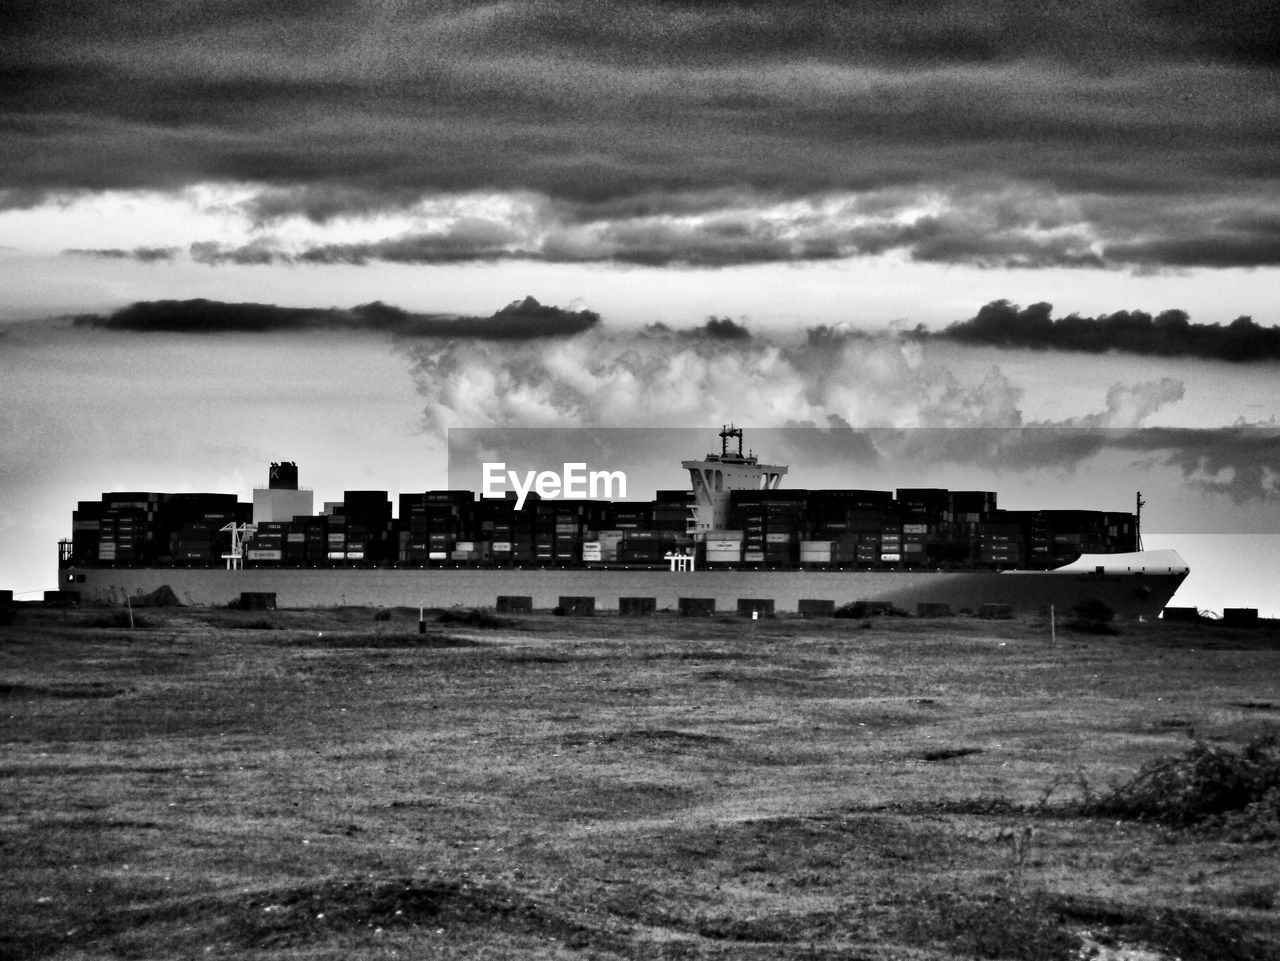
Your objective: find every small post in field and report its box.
[419,605,426,634]
[1050,604,1056,644]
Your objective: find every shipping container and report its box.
[620,545,665,559]
[705,548,742,563]
[705,540,744,552]
[706,552,747,568]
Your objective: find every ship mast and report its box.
[721,425,744,459]
[1136,491,1145,551]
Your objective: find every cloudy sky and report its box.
[2,1,1278,611]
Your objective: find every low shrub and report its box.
[834,600,901,619]
[436,608,509,629]
[1085,730,1280,833]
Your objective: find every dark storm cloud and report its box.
[298,221,524,265]
[1103,215,1280,269]
[4,1,1279,271]
[189,241,280,267]
[75,299,325,334]
[454,296,601,339]
[702,317,752,341]
[65,246,181,262]
[932,300,1280,362]
[147,215,529,268]
[72,296,600,339]
[73,193,1120,270]
[639,317,752,340]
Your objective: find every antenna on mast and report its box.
[1136,491,1145,551]
[720,424,743,458]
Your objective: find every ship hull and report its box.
[64,564,1187,618]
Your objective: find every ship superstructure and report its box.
[682,425,788,535]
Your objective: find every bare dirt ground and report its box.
[3,605,1278,960]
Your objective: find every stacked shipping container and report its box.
[65,483,1139,572]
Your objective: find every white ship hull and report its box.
[65,550,1188,618]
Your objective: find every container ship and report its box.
[58,428,1189,617]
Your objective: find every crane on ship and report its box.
[220,522,257,570]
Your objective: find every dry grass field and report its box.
[3,605,1279,960]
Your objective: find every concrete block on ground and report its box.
[496,595,533,614]
[798,598,836,618]
[1223,608,1259,627]
[737,598,775,618]
[978,602,1013,620]
[237,592,276,611]
[678,597,716,617]
[916,602,952,617]
[557,596,596,617]
[619,596,656,616]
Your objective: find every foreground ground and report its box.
[2,606,1279,960]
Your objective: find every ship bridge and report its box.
[683,426,788,536]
